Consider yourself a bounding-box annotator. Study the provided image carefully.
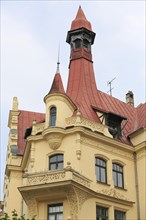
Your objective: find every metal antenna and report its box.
[107,77,116,96]
[56,43,60,73]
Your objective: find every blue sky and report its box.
[0,1,145,199]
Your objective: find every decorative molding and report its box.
[75,187,92,210]
[32,122,45,135]
[25,195,37,219]
[72,173,91,188]
[80,137,133,160]
[65,187,78,220]
[27,171,66,186]
[96,188,129,201]
[66,116,105,134]
[43,130,65,150]
[65,186,92,219]
[76,150,81,160]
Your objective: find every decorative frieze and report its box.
[66,116,105,134]
[31,122,45,135]
[27,171,66,185]
[97,188,129,201]
[72,173,91,188]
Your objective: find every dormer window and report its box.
[50,107,56,126]
[105,112,127,139]
[94,107,127,139]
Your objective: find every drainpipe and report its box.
[133,152,140,220]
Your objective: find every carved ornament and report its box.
[66,116,105,134]
[97,188,129,201]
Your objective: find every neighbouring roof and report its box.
[17,110,45,154]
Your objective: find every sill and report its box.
[96,181,111,186]
[115,186,127,191]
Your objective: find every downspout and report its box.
[133,152,140,220]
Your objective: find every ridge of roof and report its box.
[70,6,92,31]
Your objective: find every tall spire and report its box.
[49,47,65,94]
[66,7,100,122]
[56,43,60,73]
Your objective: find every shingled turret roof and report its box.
[70,6,93,31]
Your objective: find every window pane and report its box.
[49,215,55,220]
[58,162,63,170]
[113,171,117,186]
[50,156,57,163]
[58,155,63,161]
[96,206,108,220]
[57,214,63,220]
[101,168,106,183]
[118,173,123,188]
[115,210,126,220]
[96,166,100,181]
[50,164,56,170]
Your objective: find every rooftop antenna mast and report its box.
[107,77,116,96]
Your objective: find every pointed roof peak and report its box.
[70,6,92,31]
[75,5,87,20]
[49,72,65,94]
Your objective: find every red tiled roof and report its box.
[49,73,65,94]
[70,6,92,31]
[18,110,45,154]
[66,7,146,143]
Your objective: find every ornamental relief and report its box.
[65,187,78,220]
[65,116,105,133]
[96,188,129,201]
[65,186,92,220]
[32,123,45,135]
[24,194,37,219]
[27,172,66,185]
[72,173,91,188]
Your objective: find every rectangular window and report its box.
[95,158,107,183]
[114,210,126,220]
[96,206,108,220]
[48,204,63,220]
[112,163,124,188]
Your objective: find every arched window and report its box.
[50,107,56,126]
[49,154,64,170]
[112,163,124,188]
[95,158,107,183]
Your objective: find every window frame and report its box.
[112,163,124,188]
[49,154,64,170]
[49,106,56,126]
[48,203,63,220]
[96,205,108,220]
[95,157,107,184]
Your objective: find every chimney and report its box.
[126,91,134,106]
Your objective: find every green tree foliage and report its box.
[0,210,36,220]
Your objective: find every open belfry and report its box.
[1,6,146,220]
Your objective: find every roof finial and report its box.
[56,43,60,73]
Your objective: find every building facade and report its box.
[1,7,146,220]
